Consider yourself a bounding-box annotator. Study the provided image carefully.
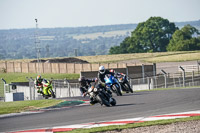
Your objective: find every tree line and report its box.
[109,17,200,54]
[0,18,199,60]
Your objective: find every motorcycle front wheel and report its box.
[49,89,56,98]
[113,84,122,96]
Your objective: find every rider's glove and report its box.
[82,93,86,97]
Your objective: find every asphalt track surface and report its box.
[0,88,200,132]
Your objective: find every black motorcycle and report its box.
[87,85,116,107]
[117,74,133,93]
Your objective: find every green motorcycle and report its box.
[42,79,56,99]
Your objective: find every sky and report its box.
[0,0,200,29]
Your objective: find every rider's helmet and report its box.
[109,69,115,73]
[99,66,105,74]
[36,75,42,82]
[78,76,85,82]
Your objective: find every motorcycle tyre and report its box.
[121,84,129,93]
[113,84,122,96]
[44,95,49,99]
[110,98,116,106]
[49,89,56,98]
[124,83,133,93]
[97,94,110,107]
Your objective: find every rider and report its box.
[98,66,115,86]
[97,66,115,94]
[78,76,97,105]
[110,69,125,78]
[34,75,44,95]
[78,76,95,97]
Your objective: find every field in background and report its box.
[0,51,200,64]
[77,51,200,63]
[73,29,132,40]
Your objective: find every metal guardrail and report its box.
[1,69,200,101]
[131,73,200,91]
[178,65,199,72]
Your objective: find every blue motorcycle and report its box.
[104,74,122,96]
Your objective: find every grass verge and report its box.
[0,73,80,83]
[0,99,64,115]
[60,116,200,133]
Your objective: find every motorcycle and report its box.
[104,74,122,96]
[117,74,133,93]
[87,85,116,107]
[42,79,56,99]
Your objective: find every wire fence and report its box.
[131,72,200,91]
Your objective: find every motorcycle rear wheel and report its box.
[97,94,110,107]
[124,83,133,93]
[110,98,116,106]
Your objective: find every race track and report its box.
[0,88,200,132]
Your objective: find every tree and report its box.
[132,17,177,52]
[109,17,177,54]
[167,25,200,51]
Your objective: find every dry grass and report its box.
[1,51,199,64]
[143,52,200,63]
[77,51,200,63]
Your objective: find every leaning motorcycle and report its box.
[117,74,133,93]
[87,85,116,107]
[42,79,56,99]
[104,74,122,96]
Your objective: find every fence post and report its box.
[142,64,145,83]
[153,63,156,76]
[173,74,176,88]
[192,71,194,86]
[27,63,30,73]
[20,62,22,73]
[1,78,6,102]
[179,66,185,87]
[5,61,7,72]
[197,60,200,74]
[161,70,167,88]
[13,62,15,73]
[154,76,157,89]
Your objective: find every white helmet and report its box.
[99,66,105,74]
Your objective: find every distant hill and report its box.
[175,19,200,29]
[0,19,199,60]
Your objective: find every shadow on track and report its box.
[121,91,152,96]
[114,103,145,107]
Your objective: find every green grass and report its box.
[0,73,80,84]
[0,99,64,115]
[59,116,200,133]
